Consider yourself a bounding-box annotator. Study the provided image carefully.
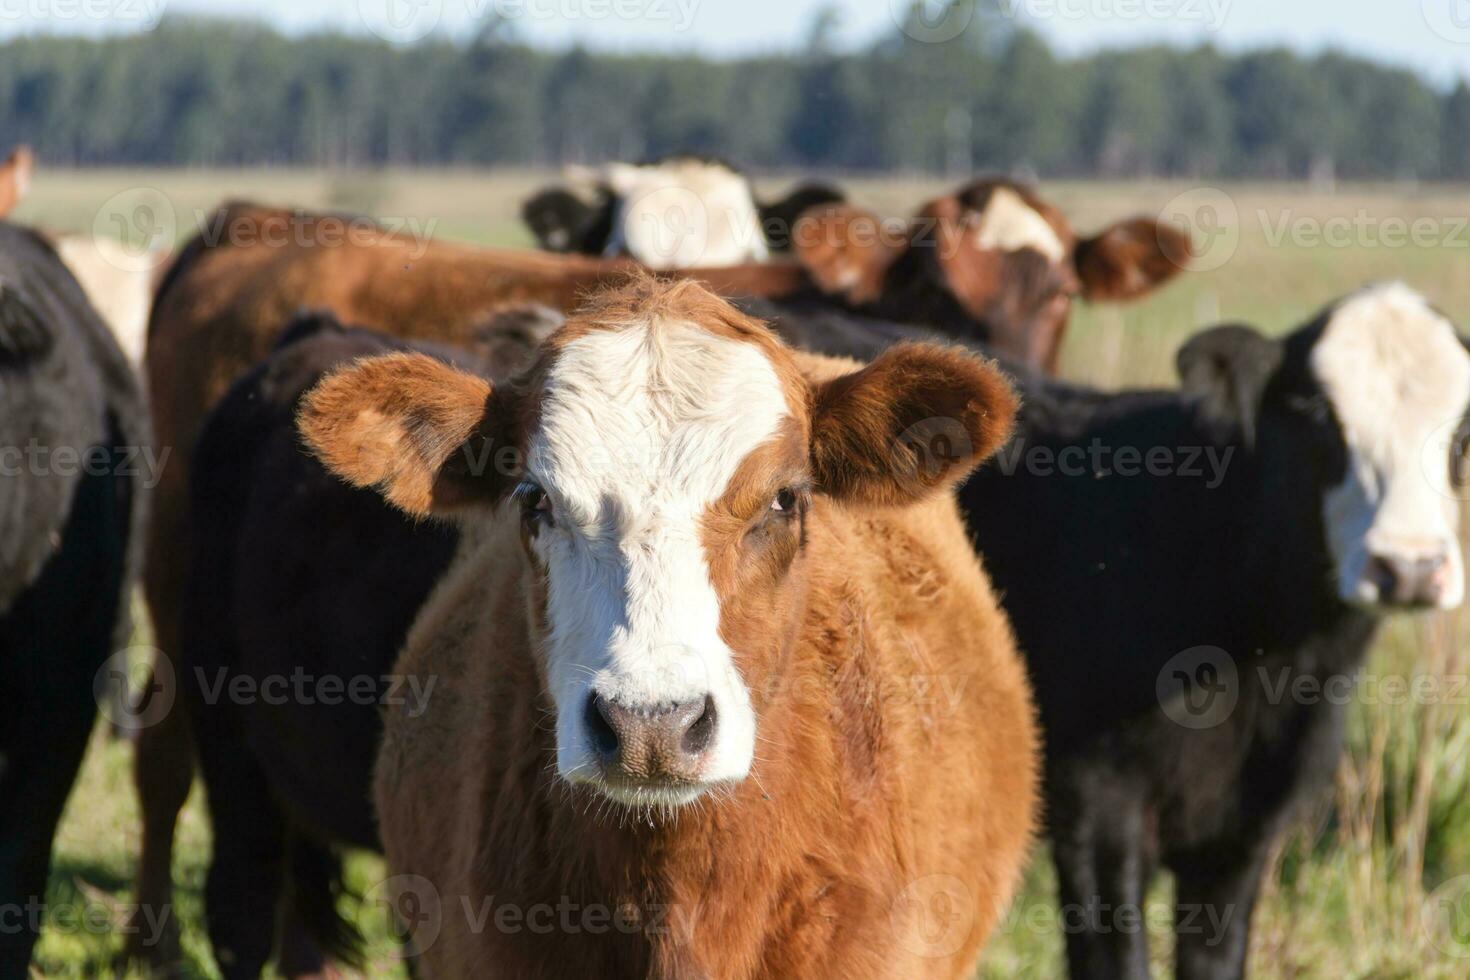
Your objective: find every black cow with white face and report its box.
[955,281,1469,979]
[521,157,845,265]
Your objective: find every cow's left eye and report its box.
[515,483,554,526]
[1452,419,1470,487]
[770,488,799,513]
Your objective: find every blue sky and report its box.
[3,0,1468,83]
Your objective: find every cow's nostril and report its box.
[1420,553,1450,577]
[1365,551,1451,607]
[681,694,718,757]
[586,694,620,758]
[1365,554,1402,602]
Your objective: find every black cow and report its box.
[0,222,149,978]
[958,282,1470,979]
[521,156,845,260]
[179,307,556,978]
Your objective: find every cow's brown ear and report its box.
[791,203,902,306]
[0,146,34,219]
[1074,217,1192,301]
[809,343,1017,508]
[298,353,517,517]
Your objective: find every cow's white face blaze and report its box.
[1311,284,1470,609]
[524,319,790,805]
[969,186,1068,263]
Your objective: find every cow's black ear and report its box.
[1176,324,1282,447]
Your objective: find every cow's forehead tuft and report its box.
[528,316,792,517]
[1311,283,1470,454]
[970,187,1068,263]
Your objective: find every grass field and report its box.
[12,170,1470,978]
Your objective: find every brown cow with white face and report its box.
[298,277,1039,978]
[792,178,1191,373]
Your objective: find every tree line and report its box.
[2,5,1468,180]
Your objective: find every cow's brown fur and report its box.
[301,279,1039,979]
[0,146,31,218]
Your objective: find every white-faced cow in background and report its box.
[942,281,1470,979]
[1307,284,1469,606]
[522,155,845,267]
